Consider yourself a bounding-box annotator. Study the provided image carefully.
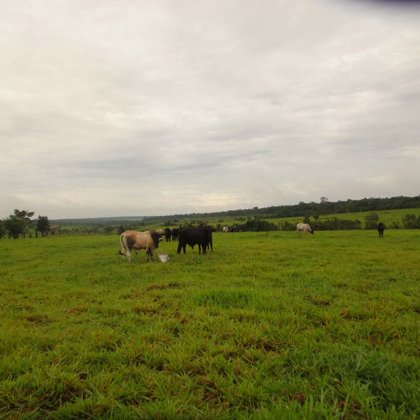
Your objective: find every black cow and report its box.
[177,227,213,254]
[203,225,213,252]
[377,222,385,238]
[171,228,179,241]
[164,227,172,242]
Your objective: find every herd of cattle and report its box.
[119,221,384,262]
[119,223,314,262]
[119,226,214,262]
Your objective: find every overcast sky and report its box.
[1,0,419,219]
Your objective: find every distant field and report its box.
[210,208,420,229]
[1,231,419,418]
[170,208,420,227]
[311,208,420,228]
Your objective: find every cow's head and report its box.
[151,231,160,248]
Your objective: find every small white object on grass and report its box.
[158,254,169,263]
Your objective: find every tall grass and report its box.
[0,230,419,418]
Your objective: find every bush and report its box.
[402,214,420,229]
[365,212,379,229]
[314,218,362,231]
[236,219,278,232]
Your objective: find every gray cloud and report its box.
[1,0,419,218]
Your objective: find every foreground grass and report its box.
[0,231,419,419]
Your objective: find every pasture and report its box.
[205,207,420,230]
[0,231,419,419]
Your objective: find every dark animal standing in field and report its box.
[377,223,385,238]
[296,223,314,234]
[202,225,213,252]
[164,227,172,242]
[171,228,179,241]
[177,226,213,254]
[119,230,160,262]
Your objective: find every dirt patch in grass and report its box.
[25,314,51,324]
[146,282,182,291]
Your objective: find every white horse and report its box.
[296,223,314,234]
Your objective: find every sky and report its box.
[1,0,420,219]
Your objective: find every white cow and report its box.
[296,223,314,234]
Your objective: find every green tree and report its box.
[14,209,35,237]
[402,214,420,229]
[36,216,50,236]
[3,209,35,238]
[365,212,379,230]
[0,220,5,238]
[103,225,115,234]
[4,216,25,238]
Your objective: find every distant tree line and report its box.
[267,195,420,219]
[140,195,420,223]
[2,197,420,238]
[0,209,52,238]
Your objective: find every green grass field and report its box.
[1,231,419,419]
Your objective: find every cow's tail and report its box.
[119,233,130,260]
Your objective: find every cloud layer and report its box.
[1,0,419,218]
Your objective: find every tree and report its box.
[36,216,50,236]
[3,209,35,238]
[103,225,114,234]
[3,216,26,238]
[14,209,35,237]
[402,214,420,229]
[365,212,379,230]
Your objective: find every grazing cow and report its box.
[155,228,165,241]
[296,223,314,234]
[119,230,160,262]
[164,227,172,242]
[171,228,179,241]
[222,226,238,233]
[177,227,213,254]
[377,222,385,238]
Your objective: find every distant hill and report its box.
[51,195,420,226]
[51,216,145,226]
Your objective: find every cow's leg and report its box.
[146,248,154,261]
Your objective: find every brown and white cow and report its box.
[119,230,160,262]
